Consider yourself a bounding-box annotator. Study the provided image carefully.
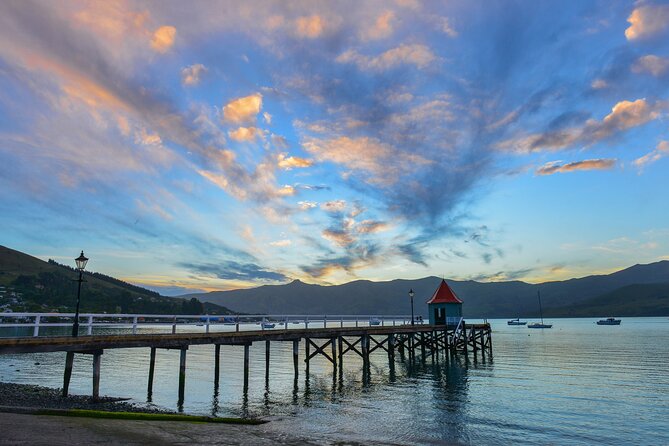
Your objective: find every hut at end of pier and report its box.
[427,279,463,326]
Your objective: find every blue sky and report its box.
[1,0,668,295]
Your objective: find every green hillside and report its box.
[544,283,669,317]
[0,246,232,315]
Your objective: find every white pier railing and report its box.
[0,313,417,337]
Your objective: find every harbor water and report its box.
[1,318,668,445]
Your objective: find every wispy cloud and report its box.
[632,55,669,77]
[181,64,207,86]
[178,261,287,282]
[633,140,669,171]
[500,99,663,153]
[536,158,617,175]
[336,44,436,71]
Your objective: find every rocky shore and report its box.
[0,382,171,413]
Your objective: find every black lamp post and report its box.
[409,288,415,326]
[72,251,88,337]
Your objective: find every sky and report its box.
[1,0,668,295]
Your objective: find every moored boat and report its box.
[528,322,553,329]
[596,317,621,325]
[528,290,552,329]
[507,318,527,325]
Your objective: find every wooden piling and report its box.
[430,331,435,361]
[62,351,74,397]
[305,338,310,374]
[387,334,395,363]
[92,351,102,400]
[265,340,270,382]
[420,332,426,361]
[178,347,187,404]
[214,344,221,387]
[243,343,250,391]
[337,336,343,366]
[292,339,299,378]
[147,347,156,397]
[331,337,337,370]
[362,335,370,367]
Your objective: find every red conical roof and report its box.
[426,279,463,304]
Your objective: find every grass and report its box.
[34,408,266,425]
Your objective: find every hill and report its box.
[186,261,669,317]
[0,246,232,315]
[545,282,669,317]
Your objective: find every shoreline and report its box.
[0,382,324,446]
[0,382,262,424]
[0,382,173,414]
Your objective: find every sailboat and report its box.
[528,290,552,329]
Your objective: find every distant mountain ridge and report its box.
[186,261,669,317]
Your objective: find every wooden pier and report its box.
[0,322,492,404]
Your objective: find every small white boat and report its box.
[528,322,553,329]
[507,318,527,326]
[596,317,621,325]
[528,291,552,329]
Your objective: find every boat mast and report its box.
[538,290,544,324]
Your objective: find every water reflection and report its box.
[3,319,668,445]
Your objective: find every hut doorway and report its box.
[434,307,446,325]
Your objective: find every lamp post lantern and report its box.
[72,251,88,337]
[408,288,415,326]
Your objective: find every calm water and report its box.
[1,318,668,445]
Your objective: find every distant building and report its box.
[427,279,463,326]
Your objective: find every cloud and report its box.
[197,161,295,202]
[295,15,325,38]
[263,112,272,124]
[591,78,608,89]
[336,43,436,71]
[468,268,536,282]
[181,64,207,85]
[228,126,261,142]
[433,16,458,37]
[321,200,347,213]
[303,136,431,185]
[632,55,669,77]
[150,25,176,53]
[179,261,287,282]
[362,10,395,40]
[633,140,669,170]
[222,93,263,124]
[356,219,389,234]
[501,99,663,153]
[277,153,313,170]
[298,201,318,210]
[536,158,617,175]
[269,239,292,247]
[625,4,669,40]
[322,228,355,247]
[300,241,380,279]
[135,128,162,145]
